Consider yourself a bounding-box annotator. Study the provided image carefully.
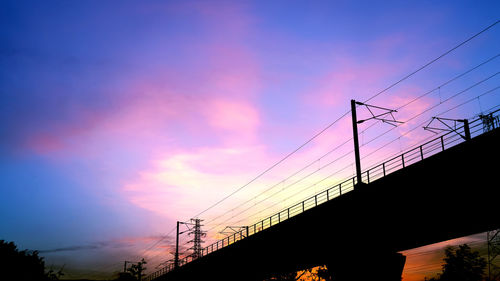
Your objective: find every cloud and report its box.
[204,99,261,143]
[1,0,260,158]
[39,234,175,255]
[39,243,107,254]
[122,144,271,220]
[300,32,419,109]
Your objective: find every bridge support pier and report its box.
[326,251,406,281]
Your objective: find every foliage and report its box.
[316,265,334,281]
[127,258,147,281]
[425,244,486,281]
[0,239,63,281]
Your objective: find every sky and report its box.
[1,0,499,279]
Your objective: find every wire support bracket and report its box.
[219,226,248,237]
[355,101,404,127]
[423,117,471,140]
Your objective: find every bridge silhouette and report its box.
[145,111,500,281]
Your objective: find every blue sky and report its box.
[1,0,499,279]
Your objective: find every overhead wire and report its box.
[203,144,353,229]
[207,75,500,235]
[363,20,499,104]
[362,85,500,171]
[395,53,500,111]
[193,20,500,232]
[140,20,500,274]
[360,71,499,151]
[204,63,500,233]
[228,161,355,227]
[136,226,178,260]
[202,137,353,226]
[191,111,351,219]
[199,22,500,230]
[357,52,500,140]
[205,150,354,231]
[80,226,178,279]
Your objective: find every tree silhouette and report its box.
[316,265,334,281]
[0,240,63,281]
[127,258,147,281]
[425,244,486,281]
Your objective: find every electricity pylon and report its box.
[187,218,206,259]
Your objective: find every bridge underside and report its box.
[157,128,500,281]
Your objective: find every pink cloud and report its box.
[122,144,273,220]
[20,0,261,158]
[308,58,412,108]
[16,2,270,240]
[23,55,261,159]
[302,33,418,109]
[204,99,260,142]
[26,133,66,154]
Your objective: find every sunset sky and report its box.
[1,1,499,279]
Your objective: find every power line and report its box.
[395,53,500,111]
[145,100,500,281]
[208,77,500,234]
[363,20,500,104]
[205,150,354,231]
[360,71,499,151]
[229,161,354,226]
[203,138,352,226]
[191,111,351,219]
[356,52,500,141]
[203,138,352,224]
[136,226,178,260]
[362,86,500,171]
[143,21,500,276]
[193,20,500,222]
[81,228,178,279]
[205,69,500,232]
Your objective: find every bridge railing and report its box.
[145,110,498,281]
[361,116,485,184]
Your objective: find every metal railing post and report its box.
[463,119,471,140]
